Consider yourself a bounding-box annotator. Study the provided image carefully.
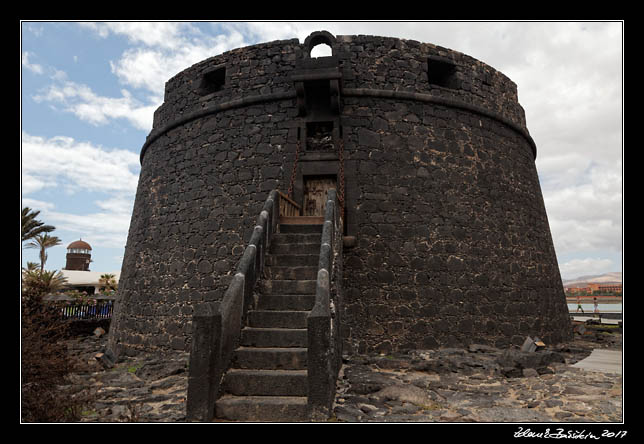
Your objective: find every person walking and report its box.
[593,297,599,314]
[576,294,584,313]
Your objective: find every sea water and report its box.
[567,303,622,313]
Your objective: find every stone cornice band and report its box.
[140,88,536,164]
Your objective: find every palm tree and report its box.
[25,233,62,272]
[98,273,117,292]
[24,262,40,272]
[21,207,55,243]
[21,268,68,296]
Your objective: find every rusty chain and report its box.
[287,137,301,199]
[337,132,345,218]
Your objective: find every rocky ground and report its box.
[64,322,622,423]
[332,332,622,423]
[64,334,190,422]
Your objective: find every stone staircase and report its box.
[215,222,322,422]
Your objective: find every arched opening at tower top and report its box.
[310,43,332,58]
[303,31,335,58]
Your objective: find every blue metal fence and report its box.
[60,300,114,320]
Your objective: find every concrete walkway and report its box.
[572,349,622,374]
[570,315,621,325]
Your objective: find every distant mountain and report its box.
[562,272,622,287]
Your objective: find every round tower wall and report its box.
[108,33,570,357]
[340,95,568,352]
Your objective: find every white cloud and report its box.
[20,200,134,253]
[109,46,214,96]
[541,158,622,256]
[109,37,244,95]
[501,23,622,164]
[22,197,134,252]
[21,132,140,195]
[83,22,248,96]
[25,23,44,37]
[228,21,303,43]
[21,132,139,248]
[488,22,624,273]
[22,51,43,74]
[549,218,620,255]
[80,22,194,50]
[33,80,156,131]
[21,174,52,195]
[559,257,615,280]
[43,199,134,248]
[536,153,593,190]
[21,197,55,211]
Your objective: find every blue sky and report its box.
[21,21,623,280]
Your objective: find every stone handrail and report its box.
[186,190,280,422]
[307,188,343,419]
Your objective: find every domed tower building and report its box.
[64,239,92,271]
[108,31,571,361]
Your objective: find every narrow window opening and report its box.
[304,79,331,114]
[198,66,226,96]
[427,56,458,89]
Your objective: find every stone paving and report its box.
[64,325,622,423]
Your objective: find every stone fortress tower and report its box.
[108,31,571,360]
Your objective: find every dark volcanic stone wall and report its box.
[108,40,301,356]
[340,97,568,353]
[336,34,527,128]
[109,103,293,355]
[108,32,570,357]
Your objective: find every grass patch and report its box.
[418,402,442,411]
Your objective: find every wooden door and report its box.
[303,176,336,216]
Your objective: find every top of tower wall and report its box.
[148,32,528,153]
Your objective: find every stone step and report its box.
[270,242,321,255]
[279,223,323,234]
[216,395,309,422]
[264,266,318,280]
[257,294,316,311]
[266,254,318,267]
[259,279,316,295]
[271,233,322,244]
[223,369,308,396]
[232,347,308,370]
[248,310,309,329]
[240,327,308,348]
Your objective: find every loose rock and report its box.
[332,331,622,423]
[64,335,189,422]
[63,325,622,423]
[373,384,435,407]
